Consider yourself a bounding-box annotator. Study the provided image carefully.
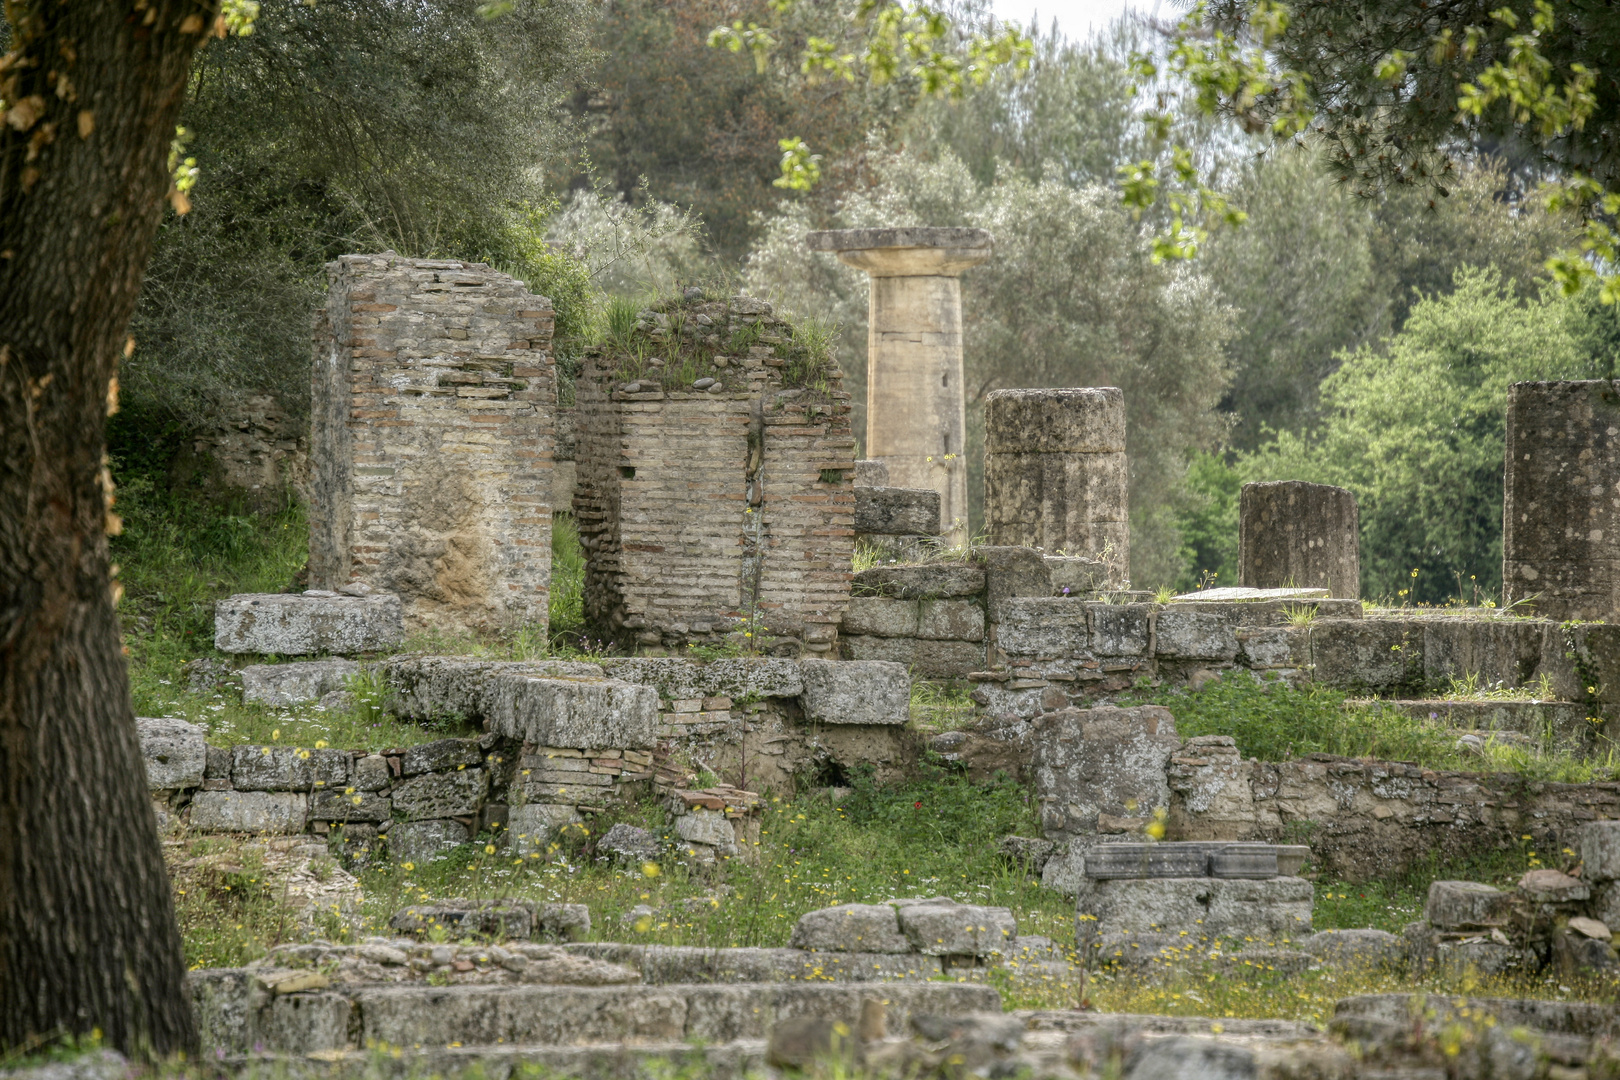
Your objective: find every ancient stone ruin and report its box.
[573,294,856,653]
[308,254,557,633]
[807,227,994,547]
[1238,480,1360,598]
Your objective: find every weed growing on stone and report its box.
[909,681,977,732]
[550,511,586,637]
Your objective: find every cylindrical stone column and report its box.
[1238,481,1360,598]
[983,387,1129,582]
[1504,380,1620,620]
[806,227,993,547]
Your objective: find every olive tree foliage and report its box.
[745,149,1233,586]
[545,185,708,298]
[124,0,597,437]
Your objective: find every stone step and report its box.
[191,974,1001,1056]
[1363,698,1597,754]
[221,1040,768,1080]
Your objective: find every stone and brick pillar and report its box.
[806,227,993,547]
[309,254,556,634]
[1238,481,1359,598]
[983,387,1129,584]
[1504,380,1620,619]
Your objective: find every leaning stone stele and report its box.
[806,227,993,548]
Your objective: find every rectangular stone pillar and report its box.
[983,387,1128,586]
[309,254,555,634]
[1238,481,1360,599]
[1504,380,1620,619]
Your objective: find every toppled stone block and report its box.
[855,486,941,536]
[1301,929,1406,970]
[599,657,806,700]
[892,897,1017,956]
[1085,843,1210,880]
[391,769,486,821]
[1079,876,1313,941]
[674,809,734,850]
[536,903,592,941]
[384,656,606,725]
[137,717,207,790]
[1031,706,1180,841]
[484,674,658,749]
[190,791,307,834]
[1581,820,1620,882]
[401,738,482,776]
[799,659,909,725]
[851,562,984,600]
[1426,881,1513,929]
[791,903,912,953]
[231,745,350,791]
[240,660,360,706]
[214,592,403,655]
[388,819,469,862]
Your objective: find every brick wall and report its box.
[573,296,855,653]
[310,254,556,634]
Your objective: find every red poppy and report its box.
[913,801,922,809]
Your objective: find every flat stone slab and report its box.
[1334,993,1620,1038]
[215,592,403,655]
[1170,587,1329,602]
[1425,880,1512,930]
[137,717,207,790]
[241,659,360,706]
[1084,842,1290,881]
[806,227,993,252]
[1079,876,1314,941]
[188,790,307,834]
[483,674,658,749]
[570,944,945,984]
[598,658,805,700]
[799,659,910,725]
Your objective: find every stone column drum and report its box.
[1238,481,1360,598]
[805,228,993,547]
[1504,380,1620,620]
[983,387,1129,583]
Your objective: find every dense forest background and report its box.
[114,0,1620,602]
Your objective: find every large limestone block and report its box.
[400,738,483,776]
[842,597,920,638]
[994,597,1091,656]
[977,546,1052,621]
[1504,380,1620,619]
[855,486,941,536]
[839,635,986,679]
[1091,604,1151,657]
[1238,481,1360,599]
[137,717,207,790]
[384,656,606,725]
[1031,706,1180,841]
[240,660,360,706]
[984,387,1126,454]
[1579,820,1620,882]
[851,562,984,599]
[1046,556,1110,596]
[1154,609,1239,661]
[1309,619,1424,693]
[799,659,910,725]
[599,657,805,700]
[189,791,307,834]
[1079,876,1314,940]
[1425,881,1512,930]
[483,674,658,749]
[214,591,403,654]
[391,769,487,821]
[893,898,1017,956]
[231,745,351,791]
[790,904,913,953]
[916,599,985,641]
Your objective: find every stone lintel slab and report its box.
[806,228,993,277]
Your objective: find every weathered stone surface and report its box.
[1581,820,1620,881]
[854,459,889,487]
[1046,555,1111,596]
[483,674,658,749]
[240,659,360,705]
[994,597,1091,656]
[354,754,391,791]
[893,898,1017,956]
[388,819,470,862]
[384,655,606,724]
[1503,380,1620,619]
[1091,604,1151,657]
[598,823,660,863]
[851,562,984,600]
[508,804,584,855]
[985,388,1129,580]
[137,717,207,790]
[799,659,909,725]
[791,903,913,953]
[978,546,1051,621]
[189,791,307,834]
[391,902,533,939]
[675,809,734,850]
[401,738,482,776]
[1518,868,1589,902]
[1154,609,1239,661]
[1301,929,1405,969]
[599,657,805,700]
[1308,619,1423,693]
[841,597,920,638]
[855,486,941,537]
[1079,876,1313,940]
[1238,481,1360,599]
[1334,992,1620,1039]
[916,599,984,641]
[231,745,350,791]
[840,635,986,679]
[309,790,390,824]
[1426,881,1512,929]
[1032,706,1180,841]
[308,257,556,635]
[392,769,486,820]
[536,903,593,941]
[1084,844,1211,880]
[214,592,403,655]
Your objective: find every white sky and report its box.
[990,0,1163,41]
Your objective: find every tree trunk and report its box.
[0,0,216,1058]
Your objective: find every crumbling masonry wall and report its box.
[574,296,855,653]
[309,255,555,634]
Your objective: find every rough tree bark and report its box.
[0,0,218,1058]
